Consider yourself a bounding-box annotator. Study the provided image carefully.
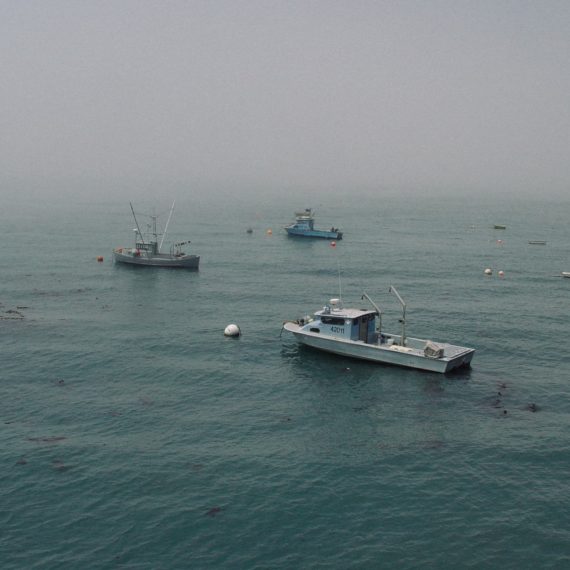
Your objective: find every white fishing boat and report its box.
[282,287,474,373]
[113,202,199,269]
[562,272,570,278]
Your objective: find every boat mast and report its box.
[130,202,146,245]
[361,291,382,333]
[159,200,175,251]
[389,286,406,346]
[151,210,158,244]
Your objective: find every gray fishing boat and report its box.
[113,202,199,269]
[282,287,474,373]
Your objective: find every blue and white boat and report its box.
[282,287,474,373]
[284,209,343,239]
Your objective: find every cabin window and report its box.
[321,316,345,326]
[310,327,320,333]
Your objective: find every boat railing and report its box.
[171,240,191,256]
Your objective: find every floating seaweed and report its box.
[205,506,223,517]
[27,436,67,444]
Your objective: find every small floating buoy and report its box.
[224,324,241,337]
[266,229,273,235]
[96,256,104,262]
[246,228,253,234]
[496,239,503,245]
[498,270,505,278]
[484,268,492,276]
[330,241,336,247]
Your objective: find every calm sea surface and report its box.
[2,192,570,569]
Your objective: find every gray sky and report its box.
[2,0,569,199]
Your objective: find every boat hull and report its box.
[113,249,199,268]
[285,228,343,239]
[283,323,473,373]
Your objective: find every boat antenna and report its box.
[389,285,406,346]
[337,259,342,303]
[159,200,176,250]
[130,202,145,245]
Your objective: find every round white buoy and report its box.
[224,324,241,337]
[484,268,492,275]
[498,270,505,278]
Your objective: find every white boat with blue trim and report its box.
[285,209,342,239]
[282,287,474,373]
[113,202,199,269]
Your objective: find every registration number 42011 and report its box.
[330,326,345,334]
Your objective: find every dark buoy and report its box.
[96,256,104,262]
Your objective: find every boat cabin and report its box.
[135,240,158,254]
[306,299,378,343]
[290,209,316,231]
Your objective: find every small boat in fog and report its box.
[113,202,199,269]
[284,209,342,239]
[282,287,474,373]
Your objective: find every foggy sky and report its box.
[2,0,569,200]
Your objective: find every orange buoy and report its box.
[96,256,104,262]
[266,229,273,235]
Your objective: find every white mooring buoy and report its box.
[484,268,492,276]
[224,324,241,337]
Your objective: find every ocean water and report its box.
[2,192,570,569]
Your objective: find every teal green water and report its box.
[2,193,570,569]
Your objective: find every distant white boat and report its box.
[562,272,570,279]
[282,287,474,373]
[113,202,199,269]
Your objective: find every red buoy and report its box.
[330,241,336,247]
[96,256,104,262]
